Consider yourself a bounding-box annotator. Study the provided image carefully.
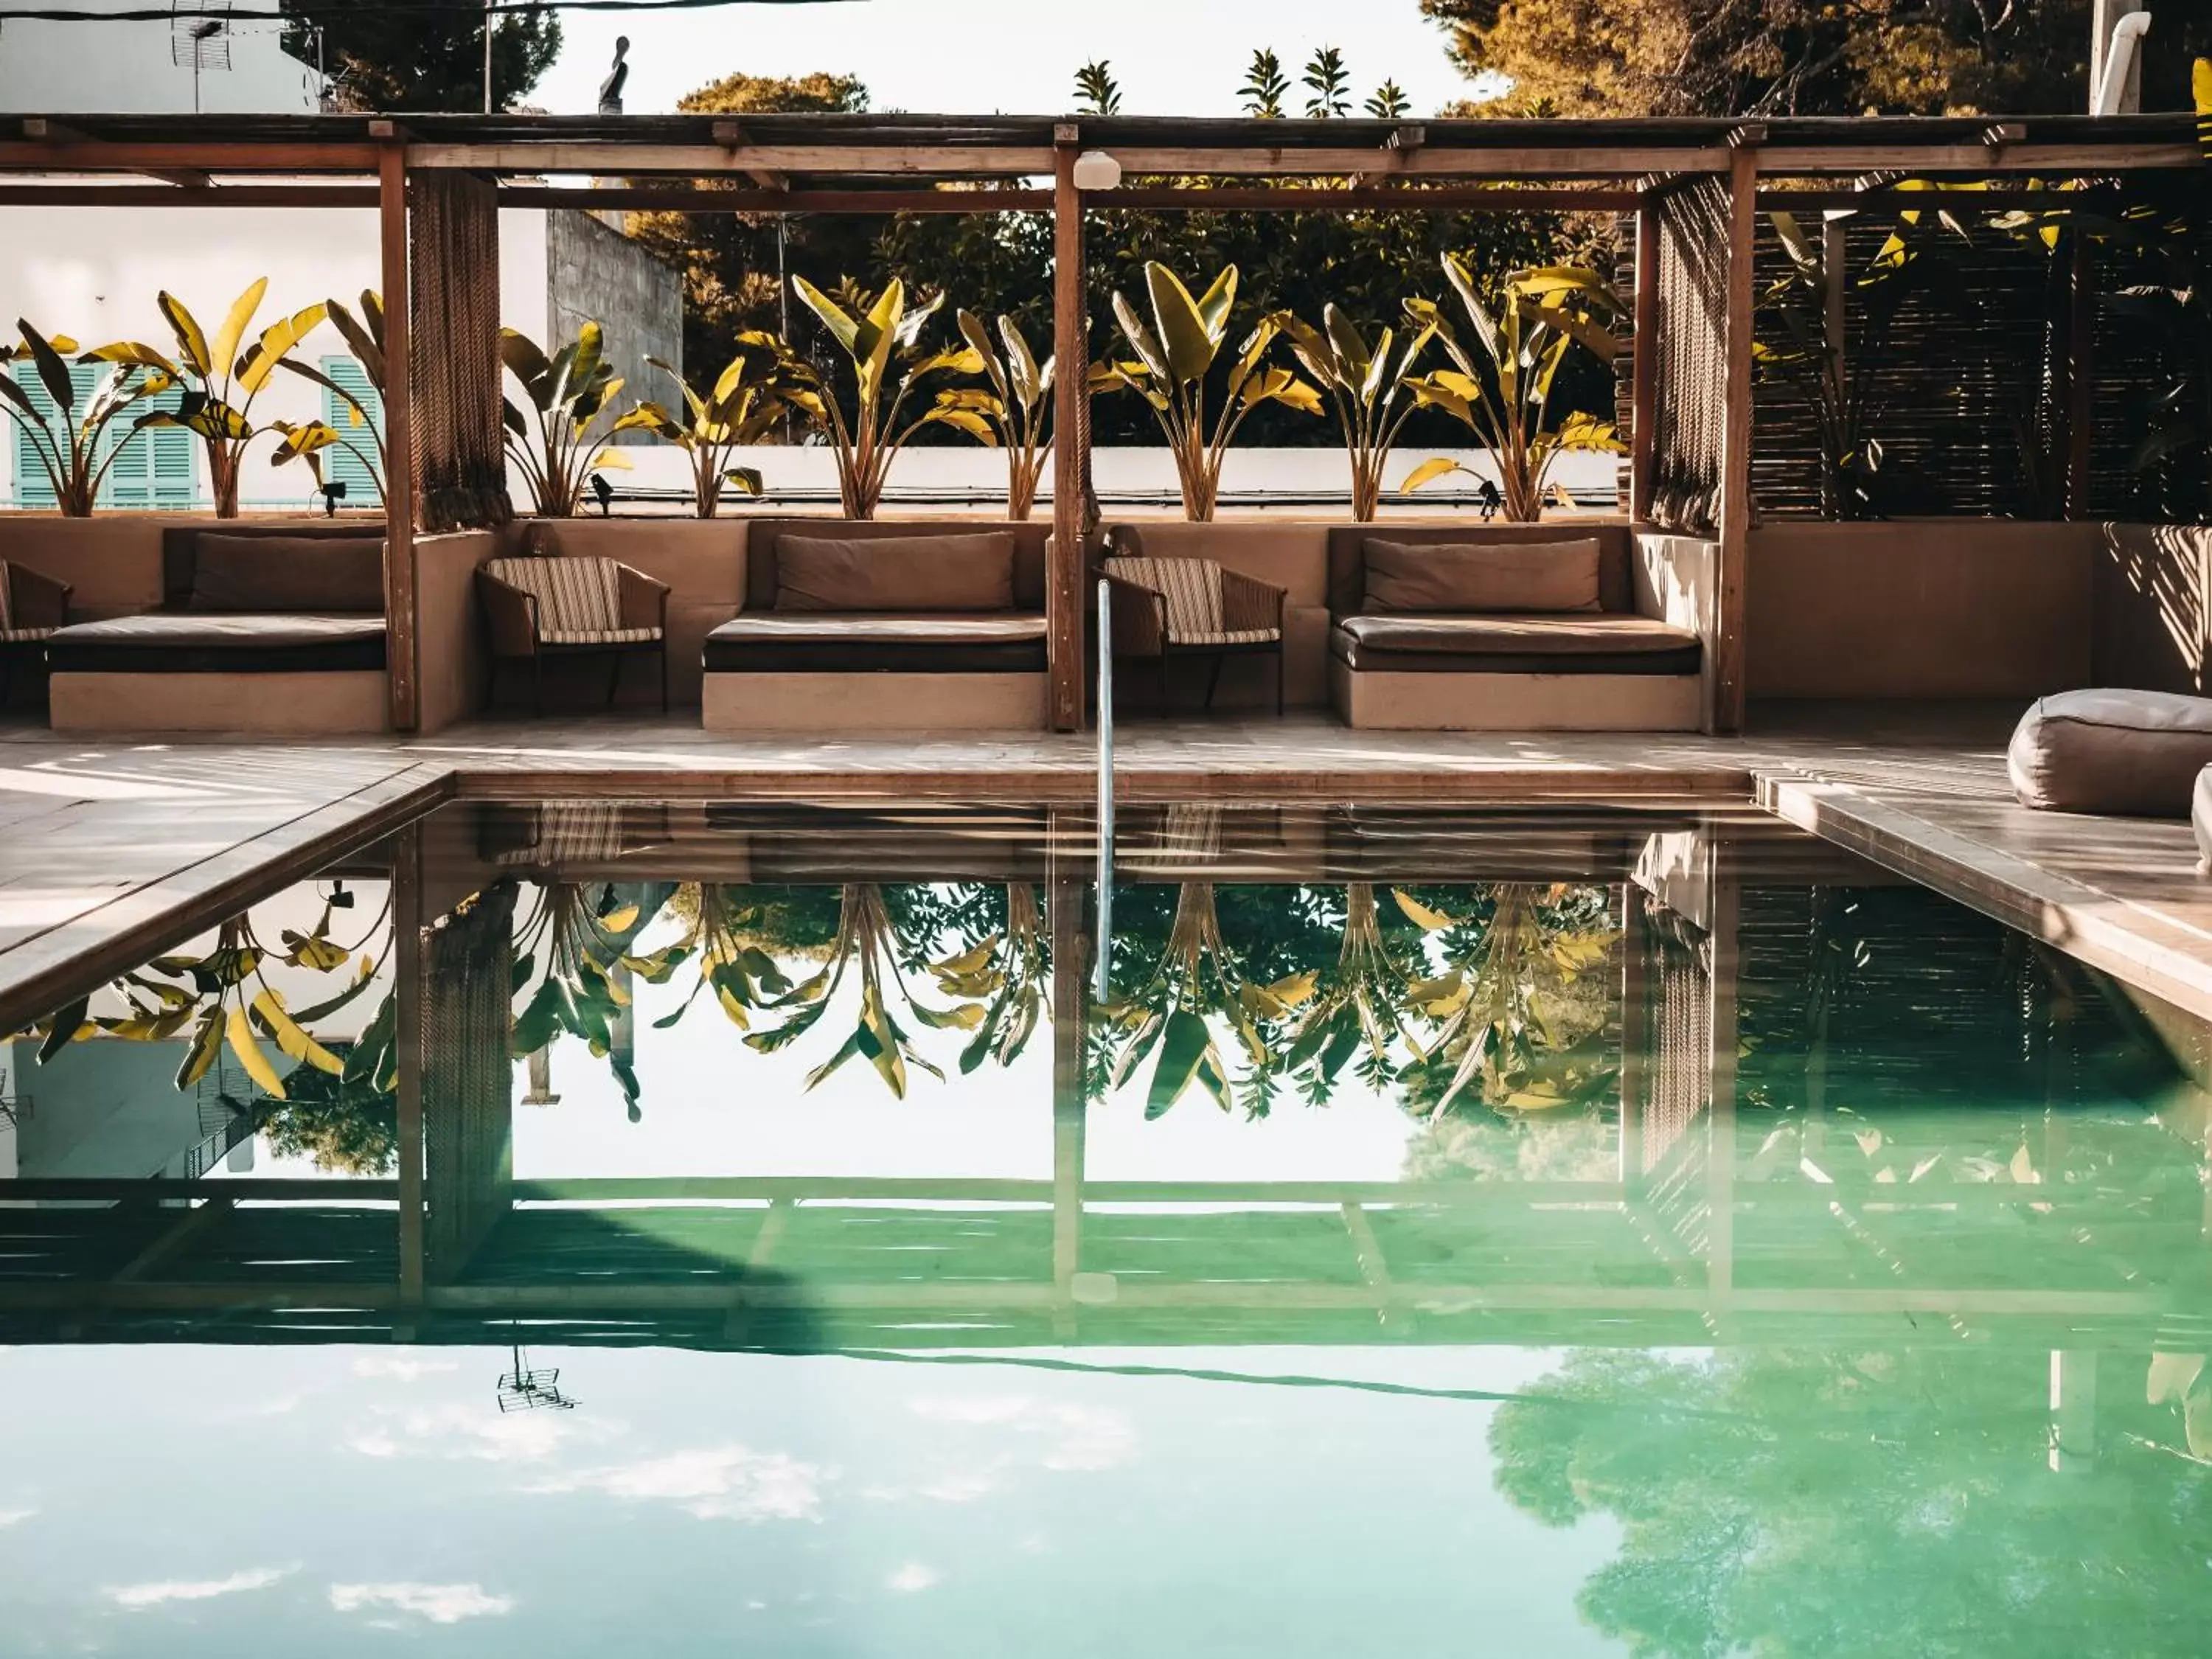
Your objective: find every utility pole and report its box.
[484,0,495,114]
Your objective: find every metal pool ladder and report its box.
[1095,577,1114,1003]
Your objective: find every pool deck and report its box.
[2,702,2210,1036]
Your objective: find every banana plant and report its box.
[271,290,389,503]
[931,882,1051,1074]
[1281,883,1419,1104]
[501,322,631,518]
[784,276,987,520]
[25,880,389,1103]
[1394,884,1619,1119]
[509,880,674,1113]
[1399,257,1624,523]
[1267,305,1436,521]
[0,321,165,515]
[611,335,804,518]
[1098,881,1317,1118]
[742,883,987,1098]
[90,279,327,518]
[1091,262,1322,522]
[938,310,1055,521]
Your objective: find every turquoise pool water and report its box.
[1,800,2206,1655]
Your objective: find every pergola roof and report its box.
[1,108,2202,182]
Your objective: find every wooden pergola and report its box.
[3,109,2202,733]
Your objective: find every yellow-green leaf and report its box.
[226,1004,288,1099]
[251,988,343,1076]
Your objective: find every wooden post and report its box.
[1714,145,1759,734]
[1628,195,1660,521]
[1048,128,1088,733]
[1048,809,1089,1336]
[2064,232,2096,521]
[376,133,420,733]
[392,823,425,1310]
[1617,882,1647,1188]
[1702,853,1739,1324]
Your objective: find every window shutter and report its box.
[102,376,194,509]
[319,355,385,503]
[7,364,75,509]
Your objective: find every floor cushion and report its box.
[2008,689,2212,816]
[2195,765,2212,872]
[1332,613,1702,676]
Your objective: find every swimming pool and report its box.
[1,799,2206,1655]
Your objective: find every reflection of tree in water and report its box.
[1487,1340,2212,1659]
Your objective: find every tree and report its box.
[1074,60,1124,116]
[1301,46,1353,117]
[283,0,560,113]
[1419,0,2211,118]
[1240,49,1290,118]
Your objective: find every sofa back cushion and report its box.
[1361,537,1604,614]
[186,534,386,614]
[1325,521,1633,616]
[746,519,1047,611]
[772,532,1018,613]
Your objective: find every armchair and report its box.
[0,561,72,704]
[478,555,670,714]
[1099,554,1287,714]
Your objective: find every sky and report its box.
[533,0,1486,121]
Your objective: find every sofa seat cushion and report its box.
[2008,688,2212,816]
[48,613,388,675]
[1332,613,1703,676]
[705,613,1048,675]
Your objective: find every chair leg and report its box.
[659,645,669,715]
[1203,652,1226,712]
[605,650,621,709]
[1275,645,1285,717]
[532,653,543,720]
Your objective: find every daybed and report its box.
[1324,524,1705,731]
[46,524,391,734]
[701,519,1049,732]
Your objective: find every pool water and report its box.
[1,799,2208,1655]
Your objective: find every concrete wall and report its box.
[2092,523,2212,695]
[546,209,682,447]
[1746,521,2103,700]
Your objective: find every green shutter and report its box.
[104,380,193,509]
[8,364,194,509]
[319,356,384,503]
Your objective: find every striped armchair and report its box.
[0,561,71,704]
[1099,554,1287,713]
[478,554,671,714]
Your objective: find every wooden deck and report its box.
[3,701,2211,1039]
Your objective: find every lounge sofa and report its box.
[46,524,390,734]
[702,518,1050,732]
[1325,524,1705,731]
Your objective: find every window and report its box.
[317,356,384,504]
[10,362,195,509]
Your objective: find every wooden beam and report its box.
[379,143,419,734]
[1628,193,1660,520]
[404,142,1057,175]
[498,185,1054,214]
[111,1197,233,1283]
[1107,145,1736,177]
[1714,145,1759,734]
[0,185,380,206]
[0,142,380,173]
[1048,136,1088,734]
[393,822,425,1308]
[1101,185,1638,211]
[709,120,791,190]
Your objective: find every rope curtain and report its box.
[1639,902,1715,1180]
[422,880,517,1279]
[1648,178,1733,537]
[410,170,513,532]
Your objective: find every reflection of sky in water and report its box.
[0,1341,1621,1656]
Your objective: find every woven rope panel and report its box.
[422,880,517,1279]
[410,170,514,532]
[1640,907,1714,1179]
[1649,179,1733,536]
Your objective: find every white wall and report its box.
[0,1,319,114]
[1,206,552,510]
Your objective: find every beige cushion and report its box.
[1363,537,1602,615]
[2196,765,2212,873]
[2008,689,2212,816]
[775,532,1016,613]
[189,535,385,614]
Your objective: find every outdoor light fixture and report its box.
[590,473,615,516]
[319,478,347,518]
[1071,150,1123,191]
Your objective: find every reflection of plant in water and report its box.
[933,882,1051,1076]
[26,881,388,1100]
[1402,1105,1621,1184]
[1099,881,1318,1118]
[1399,884,1618,1119]
[641,882,796,1034]
[509,880,672,1113]
[1283,883,1414,1104]
[1489,1340,2212,1658]
[260,990,400,1174]
[744,884,989,1098]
